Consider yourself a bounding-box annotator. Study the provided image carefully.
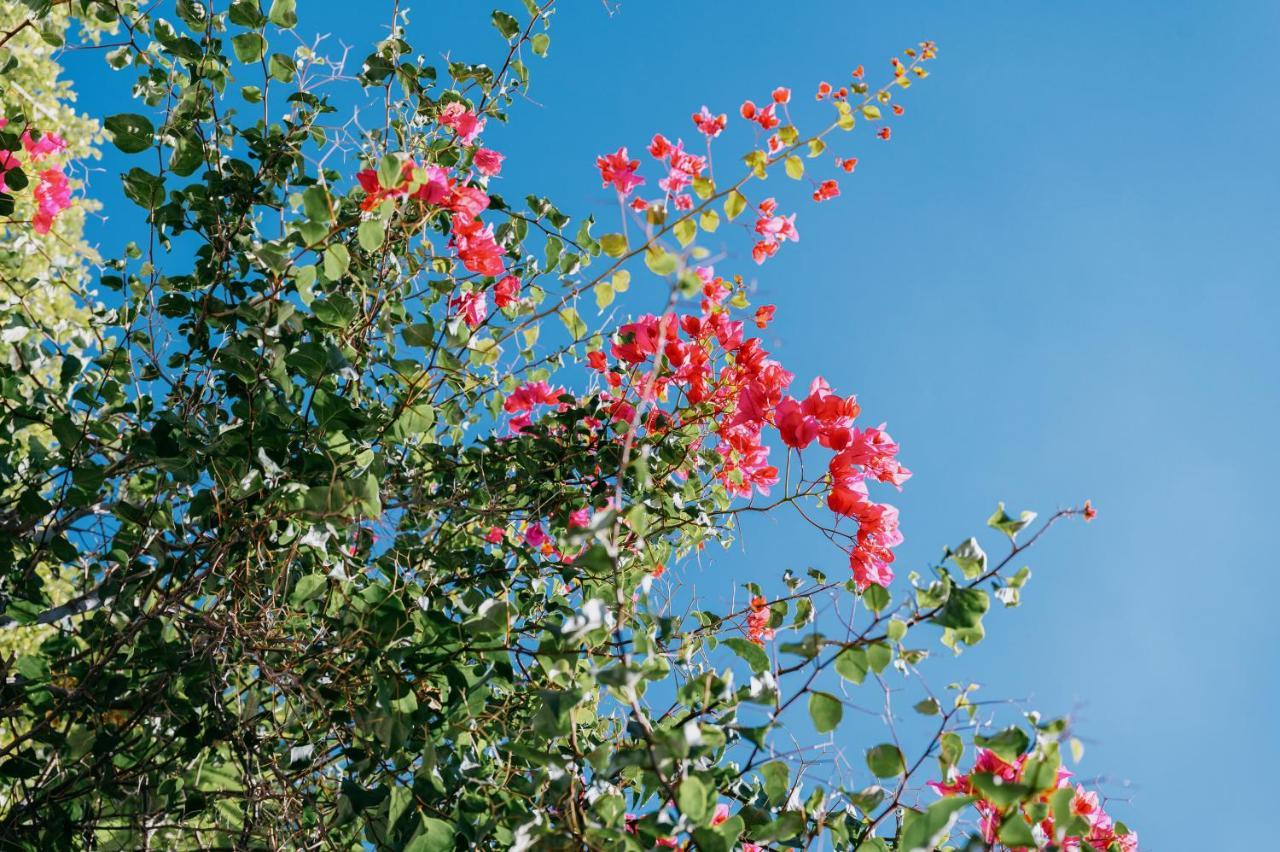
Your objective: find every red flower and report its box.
[472,147,504,176]
[812,178,840,202]
[596,147,644,195]
[494,275,521,308]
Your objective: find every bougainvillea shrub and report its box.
[0,2,1135,849]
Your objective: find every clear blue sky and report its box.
[62,2,1280,846]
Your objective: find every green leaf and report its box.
[677,776,708,822]
[289,574,328,607]
[699,210,719,232]
[834,647,868,684]
[721,637,768,674]
[358,220,385,252]
[808,691,842,734]
[558,307,586,340]
[267,0,297,28]
[913,697,941,715]
[405,816,455,852]
[232,32,266,63]
[973,726,1030,762]
[988,502,1037,539]
[599,233,627,257]
[724,189,747,221]
[759,761,789,805]
[865,743,905,778]
[898,796,974,852]
[644,248,677,276]
[934,587,989,631]
[531,32,550,57]
[323,244,350,280]
[949,537,987,579]
[673,218,697,247]
[784,155,804,179]
[491,10,521,39]
[123,167,165,209]
[861,104,882,120]
[103,113,154,154]
[996,814,1036,846]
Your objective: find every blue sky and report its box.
[61,1,1280,846]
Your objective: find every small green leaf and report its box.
[865,743,905,778]
[531,32,550,57]
[724,189,747,221]
[759,761,789,805]
[232,32,266,63]
[268,0,297,28]
[644,248,677,276]
[784,155,804,179]
[558,307,586,340]
[358,220,385,252]
[722,638,768,674]
[834,647,868,684]
[674,218,697,247]
[599,233,628,257]
[104,113,154,154]
[491,10,521,39]
[808,691,842,734]
[323,244,350,279]
[677,776,708,822]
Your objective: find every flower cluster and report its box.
[0,118,73,234]
[929,749,1139,851]
[354,102,517,327]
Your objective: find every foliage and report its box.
[0,2,1135,850]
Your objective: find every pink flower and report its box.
[813,178,840,202]
[439,102,484,144]
[472,147,504,176]
[484,526,504,544]
[524,523,549,549]
[754,305,776,328]
[33,169,71,234]
[22,130,67,161]
[772,87,791,104]
[710,803,730,826]
[494,275,521,308]
[503,381,564,413]
[596,147,644,195]
[568,508,591,529]
[450,212,505,276]
[692,105,727,138]
[647,133,674,159]
[449,290,488,328]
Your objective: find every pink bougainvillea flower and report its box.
[449,290,488,329]
[877,127,892,141]
[493,275,521,308]
[568,507,591,529]
[647,133,674,159]
[472,147,504,176]
[836,156,859,173]
[691,105,727,138]
[22,130,67,161]
[596,147,644,195]
[813,178,840,202]
[503,381,564,414]
[33,169,71,234]
[754,304,776,328]
[524,523,548,549]
[771,86,791,104]
[450,212,504,276]
[484,526,504,544]
[746,595,774,644]
[439,102,484,144]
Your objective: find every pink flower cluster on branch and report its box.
[0,118,73,234]
[930,748,1139,851]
